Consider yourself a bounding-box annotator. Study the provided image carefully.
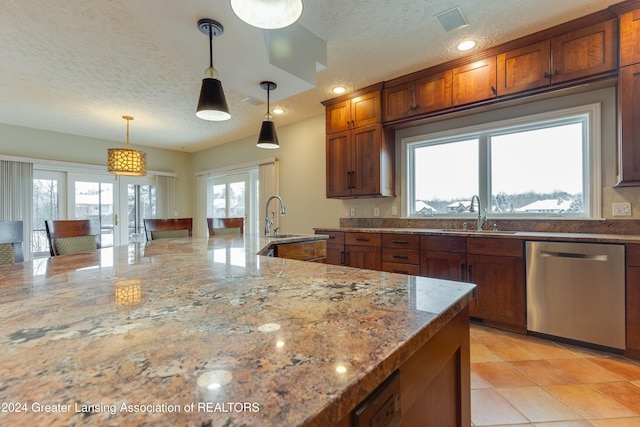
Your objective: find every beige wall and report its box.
[191,115,343,234]
[0,122,193,217]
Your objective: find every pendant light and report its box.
[230,0,303,30]
[196,19,230,121]
[107,116,147,176]
[256,81,279,149]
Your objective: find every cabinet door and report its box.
[497,41,551,95]
[551,19,616,84]
[351,124,382,197]
[467,254,525,330]
[617,64,640,185]
[627,244,640,353]
[326,243,345,265]
[383,81,415,122]
[452,57,497,106]
[346,245,381,270]
[326,131,352,197]
[351,91,381,128]
[326,100,351,134]
[620,10,640,67]
[420,251,466,281]
[414,70,453,115]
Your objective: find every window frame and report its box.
[402,103,601,219]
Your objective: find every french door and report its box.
[208,171,257,234]
[67,173,120,247]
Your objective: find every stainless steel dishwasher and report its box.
[526,241,625,350]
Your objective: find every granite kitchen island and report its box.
[0,235,475,426]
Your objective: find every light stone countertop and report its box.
[0,235,475,426]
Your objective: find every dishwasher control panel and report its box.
[353,370,401,427]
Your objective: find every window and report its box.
[207,170,259,234]
[405,104,600,219]
[128,183,156,242]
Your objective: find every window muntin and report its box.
[406,106,596,219]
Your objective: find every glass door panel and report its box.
[68,173,119,247]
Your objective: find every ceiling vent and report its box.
[241,96,263,106]
[435,6,469,32]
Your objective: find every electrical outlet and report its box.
[350,208,356,217]
[373,207,380,217]
[612,202,632,216]
[391,206,398,216]
[344,208,350,217]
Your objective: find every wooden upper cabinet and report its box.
[383,71,453,122]
[452,57,497,106]
[326,130,352,198]
[325,100,351,134]
[551,19,617,84]
[617,64,640,186]
[326,91,381,134]
[620,10,640,67]
[497,41,552,95]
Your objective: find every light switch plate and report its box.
[391,206,398,216]
[612,202,632,216]
[344,208,350,217]
[373,207,380,217]
[350,208,356,217]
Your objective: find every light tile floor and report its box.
[470,324,640,427]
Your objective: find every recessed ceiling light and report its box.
[457,40,476,51]
[272,107,285,114]
[332,86,346,94]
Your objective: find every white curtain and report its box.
[258,160,279,234]
[194,174,207,237]
[156,175,176,218]
[0,160,33,260]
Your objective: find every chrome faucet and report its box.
[469,194,487,231]
[264,195,287,236]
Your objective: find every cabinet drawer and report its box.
[467,237,523,257]
[346,232,381,247]
[382,262,420,276]
[316,230,345,244]
[421,235,466,253]
[382,248,420,264]
[627,244,640,267]
[382,233,420,249]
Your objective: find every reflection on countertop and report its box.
[0,235,475,426]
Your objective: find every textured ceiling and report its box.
[0,0,622,153]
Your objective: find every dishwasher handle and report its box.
[539,250,608,261]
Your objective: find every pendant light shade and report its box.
[231,0,303,30]
[107,116,147,176]
[256,81,279,149]
[196,19,230,121]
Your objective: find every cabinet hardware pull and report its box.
[392,270,409,274]
[490,85,497,95]
[340,251,345,265]
[467,264,473,282]
[345,251,350,265]
[392,255,408,259]
[554,69,559,75]
[356,238,369,242]
[392,240,408,244]
[351,170,356,189]
[544,72,551,78]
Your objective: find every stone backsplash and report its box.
[339,218,640,235]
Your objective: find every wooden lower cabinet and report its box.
[421,251,466,281]
[467,254,525,331]
[627,244,640,358]
[316,230,381,271]
[273,240,326,262]
[421,235,525,332]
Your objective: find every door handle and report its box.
[115,213,118,226]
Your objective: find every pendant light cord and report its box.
[208,24,213,68]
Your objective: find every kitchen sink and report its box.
[438,229,518,234]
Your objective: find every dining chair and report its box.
[0,221,24,265]
[207,217,244,236]
[143,218,193,241]
[45,219,102,256]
